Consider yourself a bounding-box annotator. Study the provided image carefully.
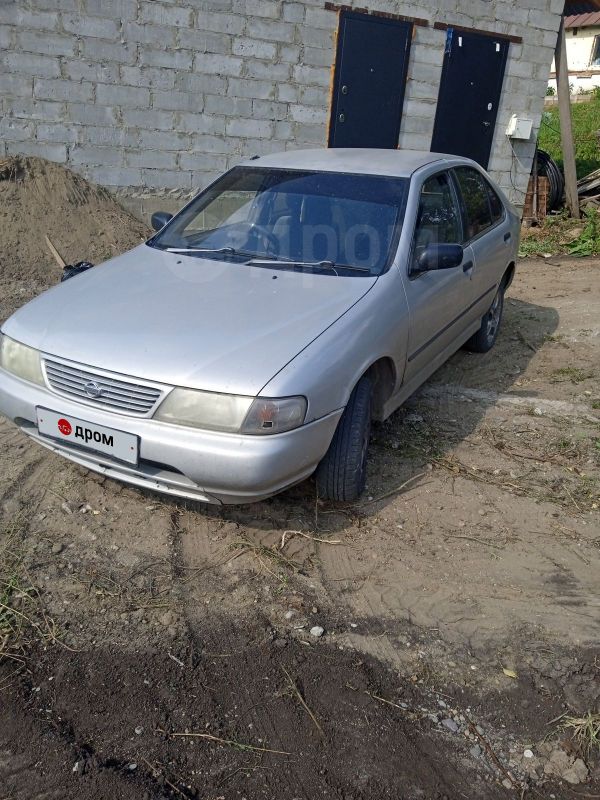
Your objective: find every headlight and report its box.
[154,388,306,435]
[154,388,253,432]
[0,334,45,386]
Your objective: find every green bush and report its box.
[538,90,600,178]
[568,205,600,255]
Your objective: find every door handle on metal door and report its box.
[504,232,511,242]
[462,260,473,273]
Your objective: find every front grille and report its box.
[44,359,163,415]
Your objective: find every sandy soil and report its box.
[0,156,148,323]
[0,160,598,799]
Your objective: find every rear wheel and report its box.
[316,375,372,502]
[464,285,504,353]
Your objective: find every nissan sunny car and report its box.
[0,149,519,504]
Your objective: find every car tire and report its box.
[464,285,505,354]
[316,375,372,502]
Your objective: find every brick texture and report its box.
[1,0,561,210]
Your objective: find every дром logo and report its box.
[57,418,72,436]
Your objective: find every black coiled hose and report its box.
[535,149,565,212]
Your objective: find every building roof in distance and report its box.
[565,10,600,26]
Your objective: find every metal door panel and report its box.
[329,11,412,149]
[467,226,510,316]
[451,167,511,320]
[431,29,509,168]
[402,243,476,385]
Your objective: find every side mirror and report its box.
[416,243,464,273]
[151,211,173,232]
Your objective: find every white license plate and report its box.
[36,408,139,465]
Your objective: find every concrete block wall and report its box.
[0,0,562,217]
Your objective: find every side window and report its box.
[413,172,462,267]
[454,167,493,241]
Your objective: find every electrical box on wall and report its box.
[506,114,533,140]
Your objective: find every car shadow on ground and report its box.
[156,296,559,535]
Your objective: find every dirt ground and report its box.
[0,156,148,323]
[0,160,599,799]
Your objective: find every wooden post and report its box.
[532,148,538,220]
[555,15,580,218]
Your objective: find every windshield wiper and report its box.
[164,246,256,258]
[164,247,372,273]
[247,258,371,274]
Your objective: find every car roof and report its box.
[238,148,476,178]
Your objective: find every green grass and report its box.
[538,90,600,178]
[518,211,570,257]
[559,712,600,757]
[519,205,600,257]
[566,205,600,255]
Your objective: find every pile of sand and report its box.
[0,156,149,322]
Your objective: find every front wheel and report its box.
[464,285,504,353]
[315,375,372,502]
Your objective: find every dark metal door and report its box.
[431,29,509,168]
[329,11,412,149]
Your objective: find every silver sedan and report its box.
[0,149,520,504]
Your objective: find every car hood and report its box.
[3,244,377,395]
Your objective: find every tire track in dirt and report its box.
[0,453,47,508]
[0,420,47,500]
[170,508,339,800]
[169,510,283,712]
[316,461,600,661]
[160,511,484,799]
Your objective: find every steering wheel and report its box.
[235,222,279,255]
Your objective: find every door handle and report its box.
[504,232,511,242]
[462,260,473,273]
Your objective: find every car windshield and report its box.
[149,166,408,275]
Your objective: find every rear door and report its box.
[329,10,412,149]
[402,171,476,386]
[451,166,509,318]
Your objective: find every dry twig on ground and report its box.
[231,536,303,576]
[158,728,290,755]
[281,665,324,736]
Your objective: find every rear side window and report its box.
[488,184,504,223]
[453,167,495,241]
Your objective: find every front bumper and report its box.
[0,369,342,504]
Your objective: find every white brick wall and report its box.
[0,0,561,210]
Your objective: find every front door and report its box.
[431,29,509,168]
[402,170,476,387]
[329,11,412,149]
